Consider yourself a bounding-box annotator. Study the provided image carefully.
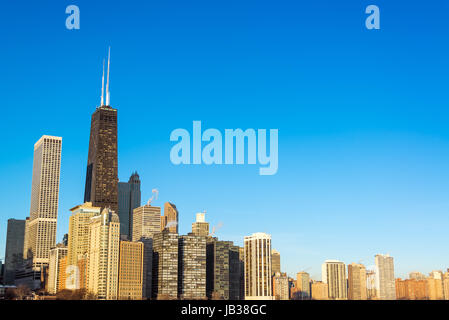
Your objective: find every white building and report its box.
[322,260,347,300]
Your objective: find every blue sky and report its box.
[0,0,448,279]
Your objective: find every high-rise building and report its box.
[86,208,120,300]
[395,278,428,300]
[272,272,289,300]
[161,202,179,234]
[206,238,241,300]
[293,271,310,300]
[67,202,101,268]
[47,245,68,294]
[4,219,26,284]
[23,217,30,259]
[152,230,179,299]
[118,241,144,300]
[375,254,396,300]
[58,255,68,292]
[84,52,118,214]
[191,212,209,237]
[271,249,281,275]
[348,263,367,300]
[311,281,329,300]
[27,135,62,270]
[322,260,347,300]
[409,271,426,280]
[118,172,141,238]
[244,232,273,300]
[132,205,161,241]
[178,234,207,299]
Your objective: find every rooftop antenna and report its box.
[105,46,111,106]
[100,59,105,106]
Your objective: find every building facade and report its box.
[271,249,281,275]
[244,233,272,300]
[348,263,367,300]
[191,212,209,237]
[272,272,289,300]
[47,245,68,294]
[161,202,179,233]
[26,135,62,270]
[132,205,161,241]
[322,260,347,300]
[311,281,329,300]
[86,208,120,300]
[4,219,26,284]
[375,254,396,300]
[118,241,144,300]
[118,172,141,238]
[293,272,310,300]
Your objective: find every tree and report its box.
[15,285,31,300]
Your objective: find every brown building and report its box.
[57,256,68,292]
[348,263,367,300]
[395,278,428,300]
[161,202,179,233]
[311,281,328,300]
[118,241,144,300]
[84,76,118,214]
[427,271,444,300]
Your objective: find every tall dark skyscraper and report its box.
[118,172,141,238]
[84,49,119,214]
[4,219,26,284]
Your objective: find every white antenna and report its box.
[100,59,105,106]
[106,47,111,106]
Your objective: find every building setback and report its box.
[178,234,206,299]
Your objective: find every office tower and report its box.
[427,271,444,300]
[4,219,26,284]
[27,135,62,270]
[191,212,209,236]
[293,271,310,300]
[23,217,30,259]
[322,260,347,300]
[118,241,144,300]
[84,50,118,214]
[348,263,367,300]
[67,202,101,268]
[443,271,449,300]
[375,254,396,300]
[47,245,68,294]
[244,232,273,300]
[271,249,281,275]
[118,172,141,238]
[161,202,179,233]
[206,238,241,300]
[152,230,179,299]
[132,205,161,241]
[272,272,289,300]
[86,208,120,300]
[178,234,207,299]
[395,278,428,300]
[311,281,329,300]
[57,255,68,292]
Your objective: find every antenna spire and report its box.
[106,47,111,106]
[100,59,105,106]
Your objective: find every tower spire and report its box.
[106,46,111,106]
[100,59,105,106]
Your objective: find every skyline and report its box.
[1,0,449,280]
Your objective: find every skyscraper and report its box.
[347,262,367,300]
[84,49,118,214]
[375,254,396,300]
[271,249,281,275]
[67,202,101,268]
[311,281,329,300]
[293,271,311,300]
[191,212,209,237]
[322,260,347,300]
[27,135,62,269]
[244,232,273,300]
[4,219,26,284]
[161,202,179,233]
[152,230,179,299]
[118,172,141,238]
[206,238,241,300]
[272,272,289,300]
[118,241,144,300]
[86,208,120,300]
[178,234,207,299]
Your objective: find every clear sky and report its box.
[0,0,448,280]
